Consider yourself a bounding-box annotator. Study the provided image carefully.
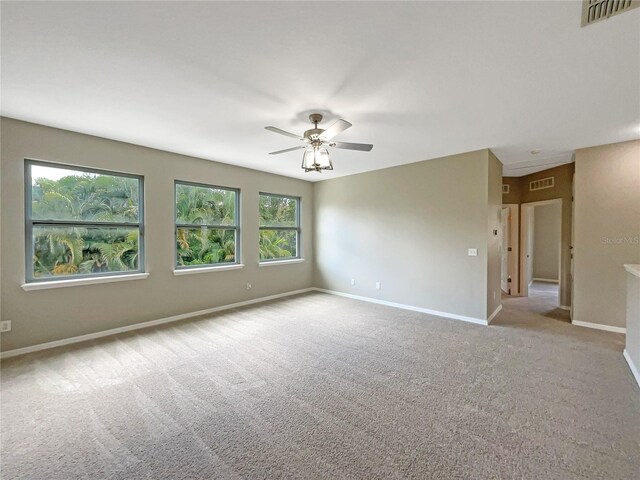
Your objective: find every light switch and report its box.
[468,248,478,256]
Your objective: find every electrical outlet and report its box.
[375,281,381,289]
[246,282,252,290]
[350,278,355,286]
[468,248,478,256]
[0,320,11,333]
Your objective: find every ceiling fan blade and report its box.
[320,119,352,140]
[268,145,307,155]
[265,126,305,141]
[329,141,373,152]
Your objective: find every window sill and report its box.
[259,259,304,267]
[174,264,244,275]
[22,273,150,291]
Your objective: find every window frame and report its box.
[174,180,241,270]
[258,192,301,263]
[24,158,145,284]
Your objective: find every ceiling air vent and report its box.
[502,184,510,194]
[530,177,554,191]
[581,0,640,27]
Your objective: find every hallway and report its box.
[501,281,565,321]
[528,280,560,299]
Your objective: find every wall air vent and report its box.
[581,0,640,27]
[502,184,510,194]
[530,177,554,191]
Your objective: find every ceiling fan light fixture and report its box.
[302,146,332,172]
[265,112,372,173]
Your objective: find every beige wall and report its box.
[0,118,314,351]
[501,177,522,205]
[314,149,500,322]
[533,203,561,281]
[487,151,503,318]
[503,163,574,306]
[574,140,640,329]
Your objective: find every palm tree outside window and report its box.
[259,193,300,262]
[25,160,144,282]
[175,181,239,268]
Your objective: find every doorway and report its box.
[520,199,562,306]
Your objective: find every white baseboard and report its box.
[532,278,559,283]
[572,320,626,334]
[623,350,640,389]
[560,305,571,311]
[313,288,488,326]
[487,304,503,324]
[0,288,315,359]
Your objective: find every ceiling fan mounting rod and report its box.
[304,113,325,141]
[309,113,323,127]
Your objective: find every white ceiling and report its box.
[1,1,639,181]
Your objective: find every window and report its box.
[259,193,300,262]
[25,160,144,282]
[175,181,239,269]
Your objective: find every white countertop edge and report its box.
[624,264,640,278]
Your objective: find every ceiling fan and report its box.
[265,113,373,172]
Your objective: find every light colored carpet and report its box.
[1,291,639,479]
[528,280,560,298]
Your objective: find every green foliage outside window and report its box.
[259,194,299,261]
[27,163,301,278]
[28,164,142,280]
[175,183,237,267]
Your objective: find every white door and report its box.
[501,207,510,293]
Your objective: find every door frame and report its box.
[501,207,510,294]
[520,198,562,302]
[570,175,575,319]
[502,204,519,295]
